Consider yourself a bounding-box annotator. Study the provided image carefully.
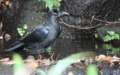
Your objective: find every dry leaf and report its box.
[1,58,9,61]
[2,4,6,11]
[25,61,38,69]
[3,60,15,65]
[103,56,113,61]
[0,21,3,29]
[68,72,74,75]
[98,54,106,60]
[5,34,11,41]
[24,55,35,63]
[40,59,51,66]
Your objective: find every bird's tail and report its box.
[4,43,24,51]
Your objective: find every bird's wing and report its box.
[4,26,49,51]
[4,43,24,51]
[11,38,24,46]
[22,26,49,43]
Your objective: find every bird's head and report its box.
[47,8,69,20]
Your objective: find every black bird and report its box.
[4,8,69,53]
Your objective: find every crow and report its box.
[4,8,69,53]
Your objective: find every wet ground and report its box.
[0,36,120,60]
[1,36,120,75]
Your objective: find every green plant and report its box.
[103,31,120,42]
[86,65,98,75]
[94,31,99,39]
[39,0,62,9]
[104,44,120,54]
[42,46,53,55]
[118,18,120,21]
[13,54,26,75]
[17,24,30,37]
[95,44,98,49]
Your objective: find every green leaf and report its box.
[23,24,28,29]
[45,1,54,9]
[13,54,26,75]
[20,33,24,36]
[21,30,25,34]
[103,35,111,42]
[95,33,98,38]
[52,0,56,5]
[17,28,22,31]
[104,44,112,49]
[118,18,120,21]
[111,36,115,40]
[47,46,52,52]
[37,69,46,75]
[58,0,62,2]
[115,34,119,39]
[26,32,30,35]
[107,31,115,36]
[17,24,30,37]
[95,44,98,49]
[57,3,61,7]
[86,65,98,75]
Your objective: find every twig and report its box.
[60,18,104,29]
[38,55,42,60]
[2,31,6,37]
[93,18,110,23]
[82,15,93,26]
[81,15,90,23]
[56,54,60,61]
[90,15,95,26]
[93,18,120,24]
[50,52,54,61]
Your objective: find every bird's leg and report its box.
[44,47,49,53]
[37,49,42,60]
[44,46,52,53]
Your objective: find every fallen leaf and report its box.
[0,21,3,29]
[3,60,15,65]
[68,72,74,75]
[40,59,51,66]
[1,58,9,61]
[24,55,35,63]
[98,54,106,60]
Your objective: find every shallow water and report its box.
[0,36,120,59]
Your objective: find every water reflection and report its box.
[0,36,120,59]
[104,44,120,54]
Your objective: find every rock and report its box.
[2,0,120,38]
[96,25,120,42]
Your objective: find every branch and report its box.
[94,18,120,24]
[60,18,104,29]
[59,17,120,30]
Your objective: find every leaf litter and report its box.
[0,53,120,75]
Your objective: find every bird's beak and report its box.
[58,11,69,18]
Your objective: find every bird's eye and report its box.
[52,8,58,14]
